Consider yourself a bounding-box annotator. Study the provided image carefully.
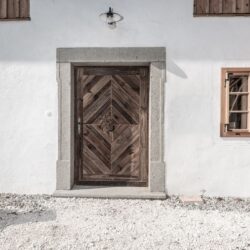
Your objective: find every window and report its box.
[221,68,250,137]
[194,0,250,16]
[0,0,30,20]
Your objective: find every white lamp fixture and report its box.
[99,7,123,29]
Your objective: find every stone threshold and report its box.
[54,185,167,200]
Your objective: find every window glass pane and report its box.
[229,113,248,129]
[229,94,248,111]
[229,76,248,92]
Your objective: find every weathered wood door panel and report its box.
[75,67,149,186]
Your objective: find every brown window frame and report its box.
[0,0,30,21]
[221,68,250,137]
[194,0,250,17]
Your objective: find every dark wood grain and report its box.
[223,0,236,13]
[7,0,16,18]
[0,0,29,20]
[194,0,250,15]
[194,0,210,15]
[0,0,7,18]
[236,0,250,13]
[209,0,223,14]
[19,0,29,18]
[75,67,149,186]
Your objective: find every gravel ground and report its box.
[0,194,250,250]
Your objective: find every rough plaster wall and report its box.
[0,0,250,196]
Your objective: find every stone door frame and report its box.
[56,47,166,193]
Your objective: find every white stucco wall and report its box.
[0,0,250,197]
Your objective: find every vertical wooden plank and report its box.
[7,0,15,18]
[139,68,149,182]
[223,0,237,14]
[232,0,237,12]
[221,70,226,136]
[194,0,197,15]
[74,68,79,182]
[20,0,29,18]
[210,0,223,14]
[7,0,19,18]
[219,0,224,13]
[245,0,250,13]
[236,0,250,13]
[225,72,230,125]
[209,0,218,14]
[0,0,7,18]
[14,0,19,18]
[75,68,85,181]
[194,0,210,15]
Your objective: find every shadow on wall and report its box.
[0,209,56,232]
[168,58,188,79]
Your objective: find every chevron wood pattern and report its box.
[75,67,149,186]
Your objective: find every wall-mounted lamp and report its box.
[99,7,123,29]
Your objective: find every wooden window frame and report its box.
[0,0,30,21]
[194,0,250,17]
[221,68,250,137]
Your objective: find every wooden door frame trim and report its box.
[56,47,166,194]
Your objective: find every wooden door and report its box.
[75,67,149,186]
